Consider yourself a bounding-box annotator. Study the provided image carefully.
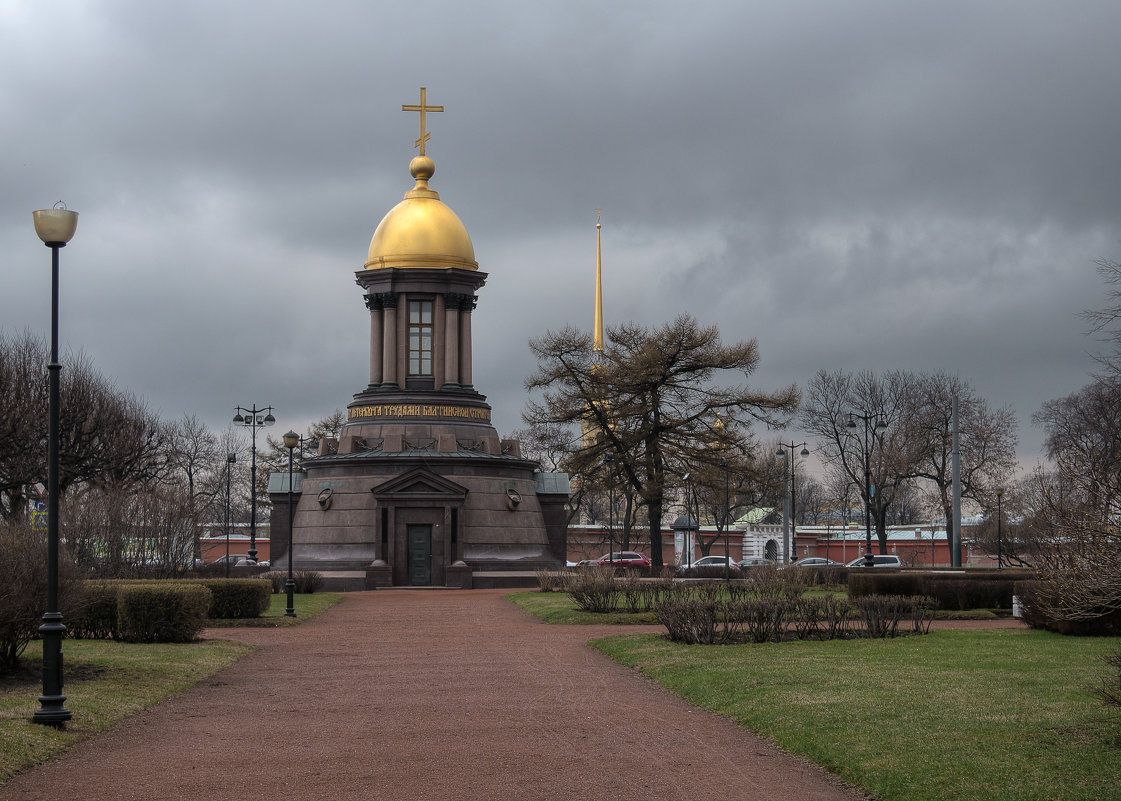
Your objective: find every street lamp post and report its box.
[995,487,1004,570]
[233,405,275,562]
[283,431,299,617]
[604,453,615,564]
[32,204,78,726]
[847,412,888,567]
[225,453,236,579]
[776,442,809,563]
[720,456,730,580]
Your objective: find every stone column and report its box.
[364,294,384,386]
[460,295,477,387]
[443,293,462,387]
[380,292,398,388]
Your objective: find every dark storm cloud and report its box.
[2,0,1119,471]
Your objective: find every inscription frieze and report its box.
[348,403,491,422]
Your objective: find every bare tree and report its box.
[0,331,168,520]
[800,370,916,552]
[524,314,799,568]
[685,438,783,557]
[898,371,1018,553]
[802,369,1018,555]
[62,480,196,578]
[1082,257,1121,379]
[1034,378,1121,523]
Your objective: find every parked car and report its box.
[795,557,842,567]
[678,555,742,575]
[593,551,651,568]
[845,554,902,568]
[692,555,738,568]
[738,557,777,568]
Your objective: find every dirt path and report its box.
[3,589,882,800]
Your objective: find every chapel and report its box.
[268,90,569,589]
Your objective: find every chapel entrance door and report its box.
[407,525,432,586]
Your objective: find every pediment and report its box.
[371,468,468,500]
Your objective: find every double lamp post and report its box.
[776,442,809,563]
[847,411,888,567]
[233,405,275,562]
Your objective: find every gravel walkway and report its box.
[2,589,891,801]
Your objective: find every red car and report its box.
[593,551,651,568]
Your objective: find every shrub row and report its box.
[655,588,936,645]
[848,569,1032,610]
[69,578,273,641]
[538,563,813,613]
[563,566,679,613]
[260,570,325,595]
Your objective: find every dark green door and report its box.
[407,525,432,585]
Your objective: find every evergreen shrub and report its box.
[850,570,1028,610]
[677,565,742,579]
[196,578,271,619]
[116,583,211,643]
[70,580,122,639]
[848,572,923,599]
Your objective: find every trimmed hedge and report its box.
[70,581,122,640]
[70,578,271,640]
[848,572,924,599]
[848,569,1032,610]
[116,583,211,643]
[194,578,272,619]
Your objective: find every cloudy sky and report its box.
[3,1,1119,474]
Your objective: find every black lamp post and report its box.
[32,204,78,726]
[995,487,1004,570]
[232,405,274,562]
[720,456,730,580]
[847,412,888,567]
[777,441,809,563]
[283,430,299,617]
[604,452,615,564]
[682,472,694,568]
[225,453,236,578]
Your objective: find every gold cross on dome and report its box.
[402,87,444,156]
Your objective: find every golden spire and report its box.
[593,208,604,355]
[402,87,444,156]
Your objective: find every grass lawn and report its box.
[0,592,341,783]
[594,628,1121,801]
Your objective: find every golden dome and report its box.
[365,156,477,271]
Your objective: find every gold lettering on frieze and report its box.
[348,403,491,422]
